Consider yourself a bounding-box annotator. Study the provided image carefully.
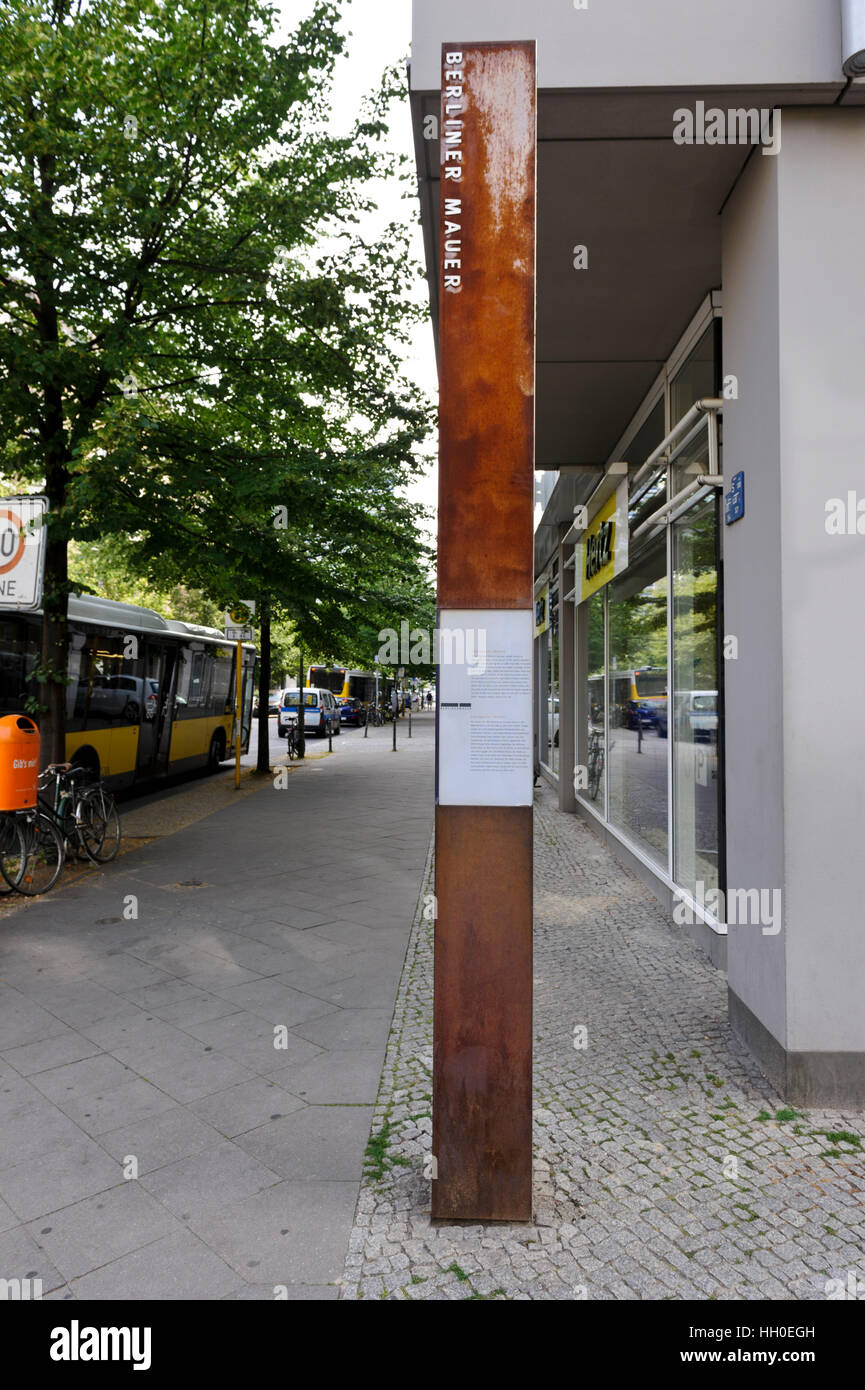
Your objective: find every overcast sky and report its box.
[275,0,438,531]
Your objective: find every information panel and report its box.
[438,609,533,807]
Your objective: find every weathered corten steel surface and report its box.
[434,42,536,1223]
[437,40,536,612]
[432,805,534,1222]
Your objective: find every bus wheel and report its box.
[207,731,226,772]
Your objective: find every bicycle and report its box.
[0,813,28,895]
[284,717,300,760]
[38,764,121,867]
[11,807,65,895]
[587,728,604,801]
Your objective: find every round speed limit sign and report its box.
[0,511,25,575]
[0,498,47,609]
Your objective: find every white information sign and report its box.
[0,496,48,610]
[437,608,533,807]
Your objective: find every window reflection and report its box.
[585,589,605,812]
[672,498,720,897]
[608,537,669,869]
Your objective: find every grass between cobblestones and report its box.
[339,783,865,1302]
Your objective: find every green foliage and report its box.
[0,0,435,737]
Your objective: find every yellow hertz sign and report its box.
[580,481,629,602]
[535,583,549,637]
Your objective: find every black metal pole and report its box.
[255,597,271,774]
[296,644,305,759]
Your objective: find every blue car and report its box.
[338,697,366,727]
[626,699,659,731]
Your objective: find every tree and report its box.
[0,0,432,762]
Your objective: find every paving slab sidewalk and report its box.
[342,779,865,1302]
[0,716,434,1300]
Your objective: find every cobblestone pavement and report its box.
[340,781,865,1301]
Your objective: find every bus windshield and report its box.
[308,667,345,695]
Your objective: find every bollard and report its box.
[408,706,412,738]
[328,727,333,752]
[364,710,369,738]
[392,714,397,752]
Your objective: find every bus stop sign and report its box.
[0,497,48,610]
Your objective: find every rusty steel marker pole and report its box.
[433,41,536,1223]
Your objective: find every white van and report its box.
[278,687,341,739]
[685,690,718,740]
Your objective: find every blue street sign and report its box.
[725,471,745,525]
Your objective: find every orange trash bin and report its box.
[0,714,40,810]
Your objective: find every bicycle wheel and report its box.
[77,787,121,864]
[0,814,27,894]
[286,727,298,761]
[17,813,65,896]
[589,751,603,801]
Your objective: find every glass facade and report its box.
[571,308,724,915]
[584,588,605,814]
[538,565,560,776]
[608,537,669,870]
[671,496,721,897]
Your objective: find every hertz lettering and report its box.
[585,520,614,581]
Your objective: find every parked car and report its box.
[277,686,341,738]
[85,674,159,723]
[626,698,661,730]
[338,697,366,727]
[253,690,282,717]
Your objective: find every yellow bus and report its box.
[307,665,380,703]
[0,594,256,788]
[589,666,668,730]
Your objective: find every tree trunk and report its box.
[256,598,271,774]
[38,455,70,769]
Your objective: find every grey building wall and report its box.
[723,109,865,1098]
[411,0,842,91]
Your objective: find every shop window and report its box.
[670,323,718,427]
[607,537,669,870]
[671,496,721,898]
[584,589,606,813]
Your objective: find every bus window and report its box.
[211,649,232,713]
[0,617,38,714]
[68,631,144,730]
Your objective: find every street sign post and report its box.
[434,42,536,1221]
[0,497,48,610]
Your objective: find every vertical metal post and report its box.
[234,639,242,789]
[433,41,536,1222]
